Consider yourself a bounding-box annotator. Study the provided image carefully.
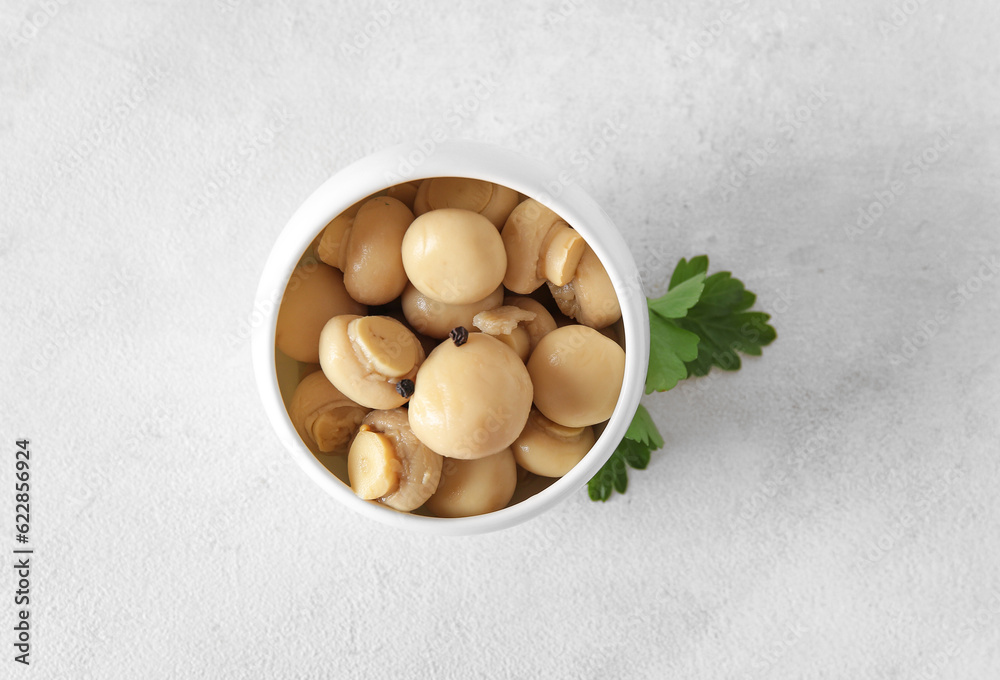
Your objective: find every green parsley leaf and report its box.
[644,257,708,393]
[625,404,664,449]
[668,255,709,288]
[671,264,777,376]
[647,270,705,319]
[587,448,624,501]
[646,313,700,393]
[587,406,662,501]
[588,254,776,501]
[587,438,646,501]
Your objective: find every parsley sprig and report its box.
[587,256,776,502]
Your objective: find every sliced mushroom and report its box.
[408,332,533,459]
[289,370,370,454]
[424,448,518,518]
[318,314,425,410]
[413,177,519,229]
[275,262,367,363]
[511,408,595,477]
[501,199,586,294]
[526,324,625,427]
[347,408,443,512]
[316,196,414,305]
[401,283,503,339]
[547,244,622,329]
[401,208,507,304]
[473,296,557,361]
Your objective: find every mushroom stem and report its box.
[541,223,585,286]
[349,429,402,500]
[310,409,363,453]
[348,316,420,379]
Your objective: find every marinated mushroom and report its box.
[547,244,622,329]
[401,283,503,339]
[318,314,425,410]
[472,296,557,361]
[347,408,443,512]
[401,208,507,305]
[526,324,625,427]
[408,332,533,459]
[275,262,367,363]
[289,370,370,454]
[501,199,586,294]
[424,448,518,518]
[413,177,519,229]
[385,181,420,211]
[511,408,595,477]
[316,196,414,305]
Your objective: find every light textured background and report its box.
[2,0,999,678]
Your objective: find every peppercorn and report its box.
[395,379,415,398]
[449,326,469,346]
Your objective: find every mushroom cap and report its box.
[315,196,371,266]
[526,324,625,427]
[501,199,585,294]
[318,314,425,410]
[414,177,520,230]
[547,244,622,329]
[401,208,507,305]
[341,197,414,305]
[401,283,504,339]
[412,178,432,215]
[348,408,443,512]
[275,262,367,363]
[424,448,518,517]
[408,333,533,459]
[385,181,420,211]
[288,370,370,454]
[511,408,595,477]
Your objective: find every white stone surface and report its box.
[2,0,999,677]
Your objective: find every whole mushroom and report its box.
[401,283,503,339]
[401,208,507,305]
[424,448,518,518]
[318,314,425,410]
[347,408,443,512]
[288,370,370,454]
[547,244,622,329]
[413,177,519,229]
[317,196,414,305]
[408,331,533,459]
[275,262,367,363]
[526,324,625,428]
[472,295,557,361]
[501,199,586,294]
[511,408,595,477]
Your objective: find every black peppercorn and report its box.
[395,379,415,398]
[449,326,469,346]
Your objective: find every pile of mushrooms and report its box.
[275,177,626,518]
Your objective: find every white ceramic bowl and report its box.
[253,140,649,535]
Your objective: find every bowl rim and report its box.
[252,140,649,535]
